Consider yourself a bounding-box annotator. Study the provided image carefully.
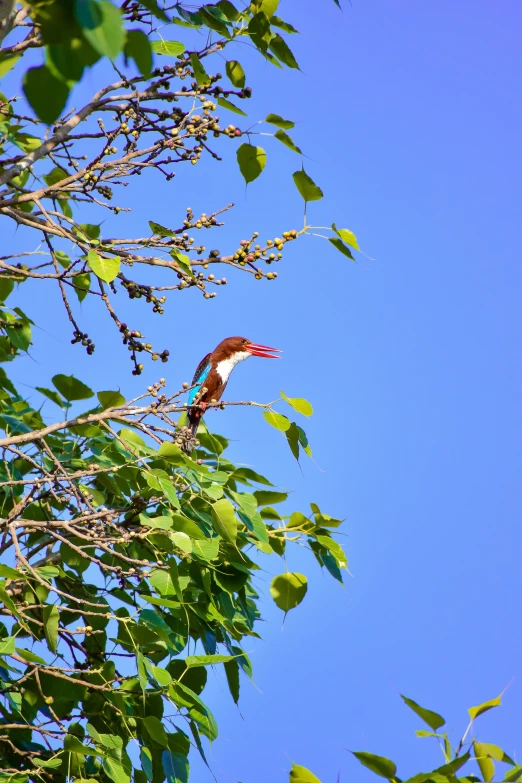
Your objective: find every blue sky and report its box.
[2,0,521,780]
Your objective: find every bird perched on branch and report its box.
[182,336,281,452]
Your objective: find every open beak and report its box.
[246,342,282,359]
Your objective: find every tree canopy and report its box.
[0,2,517,783]
[0,2,352,782]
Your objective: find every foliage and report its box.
[0,1,351,781]
[0,0,358,376]
[290,691,521,783]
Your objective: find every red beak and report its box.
[246,342,282,359]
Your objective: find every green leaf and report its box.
[217,96,247,116]
[138,0,169,22]
[266,112,295,130]
[1,415,32,435]
[226,60,246,88]
[293,167,323,202]
[64,734,92,755]
[119,428,148,453]
[328,237,355,260]
[271,15,299,33]
[43,604,59,653]
[232,491,258,518]
[0,635,15,656]
[125,29,152,77]
[33,757,62,768]
[151,40,186,57]
[211,498,238,543]
[145,660,172,687]
[253,0,280,16]
[149,568,176,597]
[149,220,176,237]
[185,654,235,667]
[289,764,321,783]
[97,389,125,409]
[13,133,41,153]
[75,0,125,60]
[315,535,347,570]
[274,129,301,154]
[468,693,502,720]
[286,423,300,459]
[0,54,21,79]
[199,6,231,37]
[141,596,179,610]
[254,490,287,505]
[140,511,173,530]
[190,53,210,86]
[79,222,101,239]
[141,747,153,781]
[73,272,91,301]
[216,1,240,21]
[192,537,220,561]
[0,277,14,303]
[0,367,16,395]
[351,751,397,779]
[36,565,60,580]
[505,767,522,782]
[237,143,266,183]
[36,387,64,408]
[102,755,132,783]
[54,251,71,269]
[171,531,192,553]
[15,647,46,664]
[332,222,359,250]
[162,750,189,783]
[270,572,307,612]
[170,249,194,277]
[0,564,25,580]
[224,659,240,704]
[400,694,445,730]
[280,390,313,416]
[263,410,291,431]
[87,250,120,283]
[158,442,186,462]
[52,374,94,401]
[269,34,299,68]
[5,310,32,352]
[474,742,496,783]
[475,742,512,762]
[23,66,69,125]
[43,167,69,187]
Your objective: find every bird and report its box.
[182,336,281,451]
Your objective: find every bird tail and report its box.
[181,414,200,453]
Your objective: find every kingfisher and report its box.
[182,336,281,451]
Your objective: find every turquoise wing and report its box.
[188,357,211,405]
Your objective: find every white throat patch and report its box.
[215,351,251,383]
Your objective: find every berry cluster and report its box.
[119,323,169,374]
[71,329,95,355]
[121,278,167,313]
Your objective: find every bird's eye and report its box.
[242,339,246,344]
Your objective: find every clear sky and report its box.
[2,0,521,780]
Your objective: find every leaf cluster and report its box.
[0,0,358,376]
[289,692,520,783]
[0,280,347,781]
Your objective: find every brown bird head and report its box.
[213,336,282,360]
